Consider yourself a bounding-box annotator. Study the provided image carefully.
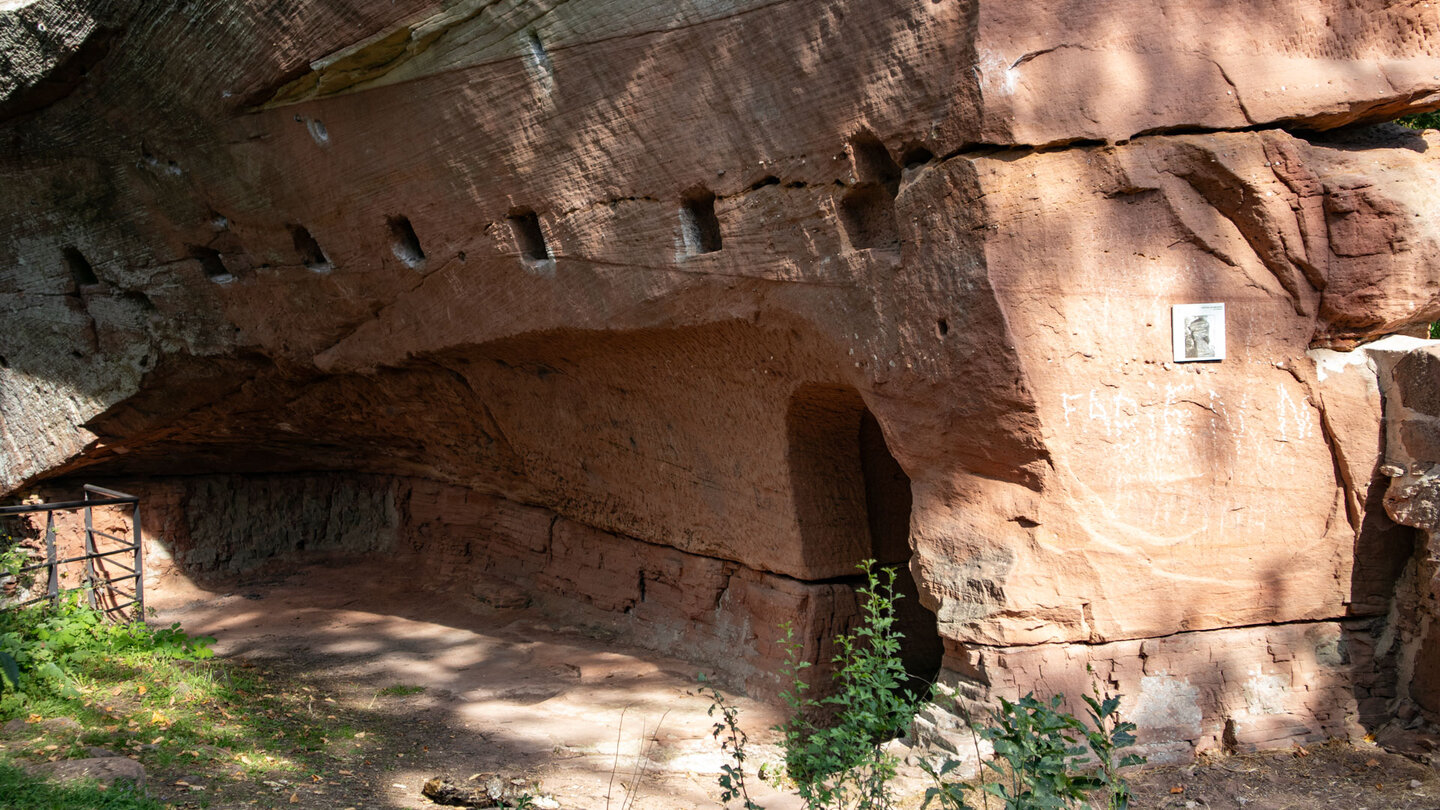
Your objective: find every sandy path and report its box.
[149,556,801,810]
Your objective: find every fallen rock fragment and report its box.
[27,756,146,790]
[421,773,545,808]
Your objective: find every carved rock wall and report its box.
[3,0,1440,759]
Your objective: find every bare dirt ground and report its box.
[148,556,801,810]
[148,557,1440,810]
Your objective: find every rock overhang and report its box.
[3,0,1440,755]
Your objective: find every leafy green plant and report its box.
[0,595,213,704]
[981,694,1095,809]
[778,561,922,810]
[0,650,18,693]
[702,561,922,810]
[920,681,1144,810]
[706,562,1143,810]
[1397,111,1440,131]
[1079,673,1144,810]
[700,673,763,810]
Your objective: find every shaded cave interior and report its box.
[21,323,944,698]
[787,383,943,693]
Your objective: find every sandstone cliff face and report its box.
[3,0,1440,757]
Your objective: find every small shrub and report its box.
[706,563,1143,810]
[704,561,922,810]
[921,677,1143,810]
[1396,110,1440,131]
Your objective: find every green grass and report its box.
[376,684,425,697]
[0,761,163,809]
[0,599,380,807]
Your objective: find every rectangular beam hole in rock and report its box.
[840,185,899,250]
[508,209,550,262]
[62,246,100,288]
[387,216,426,269]
[289,224,332,273]
[189,245,234,284]
[679,187,721,255]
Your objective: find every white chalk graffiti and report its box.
[1055,375,1321,537]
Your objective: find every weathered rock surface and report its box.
[1363,339,1440,723]
[27,756,146,791]
[3,0,1440,760]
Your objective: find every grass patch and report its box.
[376,684,425,698]
[0,599,379,807]
[0,760,163,809]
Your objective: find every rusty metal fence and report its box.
[0,485,143,620]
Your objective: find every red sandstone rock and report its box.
[3,0,1440,760]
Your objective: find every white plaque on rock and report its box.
[1172,303,1225,362]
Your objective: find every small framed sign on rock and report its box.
[1173,303,1225,362]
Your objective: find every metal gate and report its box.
[0,485,143,620]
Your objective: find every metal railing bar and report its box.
[84,500,96,609]
[0,496,137,514]
[3,486,143,623]
[82,484,138,500]
[55,549,134,566]
[45,512,56,600]
[19,546,138,570]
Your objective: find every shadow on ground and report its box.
[147,555,802,810]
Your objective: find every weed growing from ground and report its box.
[778,562,922,810]
[700,673,763,810]
[705,561,923,810]
[921,677,1144,810]
[705,563,1144,810]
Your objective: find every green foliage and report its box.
[700,673,763,810]
[0,651,18,693]
[376,683,425,697]
[1396,111,1440,131]
[1079,674,1145,810]
[778,561,922,810]
[920,679,1144,810]
[0,761,164,810]
[0,595,213,703]
[706,561,1143,810]
[981,694,1097,809]
[0,545,27,581]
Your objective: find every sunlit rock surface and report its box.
[3,0,1440,757]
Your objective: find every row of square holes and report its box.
[65,140,920,290]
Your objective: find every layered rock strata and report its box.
[3,0,1440,759]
